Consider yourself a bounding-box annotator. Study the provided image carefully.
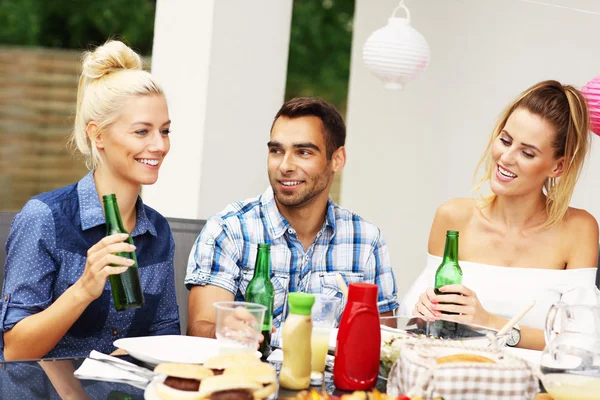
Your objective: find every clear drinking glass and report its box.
[213,301,266,355]
[311,295,341,373]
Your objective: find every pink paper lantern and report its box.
[582,75,600,136]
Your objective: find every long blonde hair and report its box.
[473,80,590,229]
[70,40,164,169]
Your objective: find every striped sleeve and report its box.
[184,217,241,294]
[370,229,398,313]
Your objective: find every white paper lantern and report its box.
[362,2,430,90]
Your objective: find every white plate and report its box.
[381,325,409,343]
[504,347,542,366]
[144,375,165,400]
[115,335,260,366]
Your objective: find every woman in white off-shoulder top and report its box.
[402,80,599,351]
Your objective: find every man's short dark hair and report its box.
[271,97,346,158]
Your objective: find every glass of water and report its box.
[213,301,266,355]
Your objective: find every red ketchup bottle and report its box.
[333,282,381,390]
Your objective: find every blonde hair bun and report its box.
[71,39,163,169]
[81,40,142,81]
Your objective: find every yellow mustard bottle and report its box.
[279,292,315,390]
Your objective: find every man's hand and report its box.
[221,306,261,345]
[187,286,235,338]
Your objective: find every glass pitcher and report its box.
[541,297,600,400]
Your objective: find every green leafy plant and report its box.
[0,0,156,53]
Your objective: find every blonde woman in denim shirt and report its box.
[1,40,180,360]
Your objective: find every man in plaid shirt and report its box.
[185,97,398,345]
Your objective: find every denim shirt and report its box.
[0,171,180,359]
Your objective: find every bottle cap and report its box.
[287,292,315,315]
[347,282,378,304]
[258,243,270,251]
[447,230,459,236]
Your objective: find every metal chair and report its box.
[165,217,206,333]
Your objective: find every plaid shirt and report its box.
[185,187,398,345]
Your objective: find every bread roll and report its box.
[436,353,496,364]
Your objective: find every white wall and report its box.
[197,1,293,218]
[343,0,600,298]
[146,0,293,219]
[149,0,215,219]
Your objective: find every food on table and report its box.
[223,361,277,398]
[380,336,409,377]
[202,353,261,375]
[339,389,394,400]
[153,363,214,399]
[294,388,332,400]
[153,360,276,400]
[380,333,446,377]
[295,388,378,400]
[397,397,445,400]
[198,375,263,400]
[435,353,496,364]
[295,388,441,400]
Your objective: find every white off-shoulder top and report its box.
[399,253,599,330]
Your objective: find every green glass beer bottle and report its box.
[245,244,275,358]
[434,230,463,315]
[107,391,133,400]
[103,194,145,311]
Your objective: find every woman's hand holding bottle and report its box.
[431,284,492,327]
[76,234,135,302]
[413,287,438,320]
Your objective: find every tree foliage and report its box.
[0,0,354,110]
[285,0,355,112]
[0,0,156,53]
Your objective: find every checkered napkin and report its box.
[386,338,541,400]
